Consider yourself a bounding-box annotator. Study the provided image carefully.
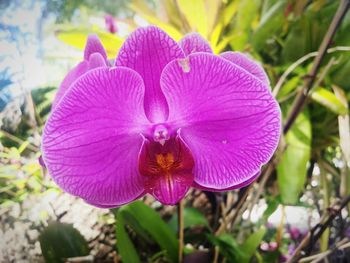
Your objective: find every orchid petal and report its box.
[221,51,269,86]
[52,53,108,110]
[161,53,280,189]
[52,61,89,109]
[179,33,212,55]
[42,67,149,206]
[192,172,260,192]
[116,26,184,123]
[88,52,107,68]
[85,191,145,208]
[84,34,107,61]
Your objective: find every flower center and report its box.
[155,153,175,171]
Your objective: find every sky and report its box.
[0,0,82,111]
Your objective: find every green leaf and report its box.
[115,210,141,263]
[168,207,209,232]
[208,228,266,263]
[281,16,311,63]
[39,222,89,263]
[238,227,266,263]
[331,56,350,88]
[311,87,348,115]
[334,9,350,47]
[252,1,287,51]
[277,110,312,204]
[282,2,338,63]
[115,201,178,263]
[230,0,260,51]
[207,234,244,262]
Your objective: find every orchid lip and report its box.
[138,135,195,205]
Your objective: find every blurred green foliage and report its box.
[0,141,54,206]
[44,0,132,22]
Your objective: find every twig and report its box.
[272,46,350,97]
[226,184,251,218]
[225,184,253,228]
[213,246,219,263]
[65,255,94,262]
[224,146,282,228]
[283,0,350,134]
[278,90,298,103]
[310,242,350,263]
[177,200,185,263]
[247,142,287,218]
[215,201,229,235]
[276,205,286,247]
[311,57,337,90]
[287,195,350,262]
[247,165,274,218]
[319,162,330,252]
[299,238,349,263]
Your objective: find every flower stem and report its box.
[177,199,184,263]
[319,162,330,252]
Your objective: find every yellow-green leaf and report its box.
[210,0,238,47]
[205,0,222,36]
[210,23,223,49]
[177,0,208,37]
[140,14,183,41]
[238,227,266,263]
[18,141,29,154]
[311,87,348,115]
[214,34,236,53]
[56,26,124,58]
[222,0,239,27]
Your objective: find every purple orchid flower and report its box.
[41,26,281,208]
